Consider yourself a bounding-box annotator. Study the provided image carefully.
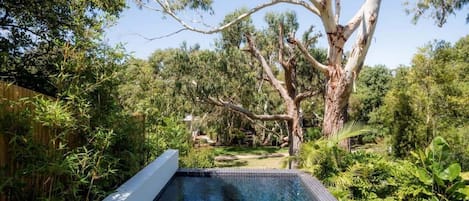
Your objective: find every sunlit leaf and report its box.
[439,163,461,181]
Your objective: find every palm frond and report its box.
[327,122,372,148]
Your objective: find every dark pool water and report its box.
[155,176,316,201]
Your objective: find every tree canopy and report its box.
[0,0,125,95]
[405,0,469,27]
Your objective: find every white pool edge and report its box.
[103,149,178,201]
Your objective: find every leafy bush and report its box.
[180,147,215,168]
[441,126,469,171]
[300,132,469,200]
[410,136,469,200]
[146,117,191,161]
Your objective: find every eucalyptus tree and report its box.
[137,0,382,150]
[214,11,324,163]
[161,10,326,167]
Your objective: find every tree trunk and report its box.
[322,67,353,150]
[287,105,303,169]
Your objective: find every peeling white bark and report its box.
[344,0,381,78]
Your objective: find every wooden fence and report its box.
[0,81,59,201]
[1,81,147,201]
[0,81,56,163]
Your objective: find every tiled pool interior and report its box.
[154,169,337,201]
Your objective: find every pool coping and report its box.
[104,149,178,201]
[160,168,337,201]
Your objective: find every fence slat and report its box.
[1,81,146,201]
[0,81,56,201]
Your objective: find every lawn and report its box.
[213,146,286,156]
[213,146,288,169]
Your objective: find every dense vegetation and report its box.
[1,0,468,200]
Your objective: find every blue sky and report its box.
[105,0,468,68]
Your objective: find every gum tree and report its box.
[137,0,382,151]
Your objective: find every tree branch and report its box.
[344,0,381,77]
[135,0,163,12]
[131,29,187,41]
[278,23,289,69]
[294,90,320,104]
[1,24,47,40]
[288,37,329,74]
[207,97,292,121]
[335,0,341,24]
[343,2,366,40]
[139,0,319,36]
[309,0,324,12]
[245,33,292,102]
[318,0,337,34]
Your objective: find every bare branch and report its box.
[245,33,292,102]
[208,97,292,121]
[294,90,320,104]
[278,23,289,69]
[131,29,187,41]
[288,37,329,74]
[139,0,319,36]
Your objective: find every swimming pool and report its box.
[154,169,337,201]
[103,150,337,201]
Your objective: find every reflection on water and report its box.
[155,176,315,201]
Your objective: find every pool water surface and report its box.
[155,175,317,201]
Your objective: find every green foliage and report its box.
[350,65,392,123]
[0,89,148,201]
[150,117,191,158]
[218,8,254,49]
[139,0,213,13]
[32,97,75,129]
[373,36,469,160]
[156,10,325,146]
[405,0,468,27]
[410,136,469,201]
[0,9,156,198]
[301,134,469,200]
[442,126,469,170]
[298,122,370,181]
[0,0,125,95]
[180,147,215,168]
[303,127,322,142]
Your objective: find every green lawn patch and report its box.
[213,146,287,156]
[213,146,288,169]
[215,156,286,169]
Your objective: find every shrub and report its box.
[409,136,469,201]
[299,132,469,200]
[180,147,215,168]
